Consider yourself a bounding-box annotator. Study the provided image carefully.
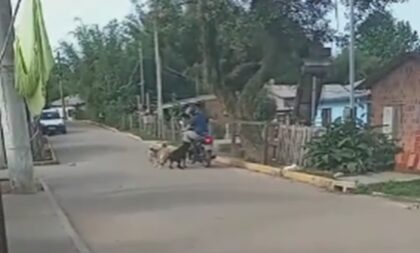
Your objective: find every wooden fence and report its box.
[227,121,321,167]
[108,113,321,167]
[266,124,320,166]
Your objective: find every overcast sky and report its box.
[11,0,420,48]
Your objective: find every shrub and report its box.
[305,120,401,175]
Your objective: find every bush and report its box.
[305,120,401,175]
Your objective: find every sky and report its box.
[12,0,133,48]
[11,0,420,49]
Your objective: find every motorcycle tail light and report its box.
[204,136,214,145]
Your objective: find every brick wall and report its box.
[371,59,420,150]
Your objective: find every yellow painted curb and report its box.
[282,170,334,189]
[215,157,282,176]
[215,156,356,192]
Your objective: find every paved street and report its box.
[36,122,420,253]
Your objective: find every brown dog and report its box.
[162,142,190,169]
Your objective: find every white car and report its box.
[40,109,67,135]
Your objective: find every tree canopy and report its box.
[50,0,416,124]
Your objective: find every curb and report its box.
[80,120,120,133]
[215,157,282,176]
[41,179,92,253]
[215,156,356,193]
[81,120,143,141]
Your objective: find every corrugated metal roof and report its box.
[51,95,85,107]
[162,94,217,109]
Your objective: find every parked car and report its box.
[40,109,67,135]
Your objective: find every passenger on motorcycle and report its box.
[186,103,209,137]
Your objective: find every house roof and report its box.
[363,53,420,89]
[162,94,217,110]
[51,95,85,107]
[267,81,369,111]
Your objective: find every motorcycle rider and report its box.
[187,103,209,136]
[184,103,209,162]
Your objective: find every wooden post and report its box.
[230,121,237,157]
[136,95,142,131]
[0,185,8,253]
[129,114,133,131]
[262,122,270,165]
[170,116,176,142]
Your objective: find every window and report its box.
[41,112,61,120]
[321,108,332,127]
[382,105,403,138]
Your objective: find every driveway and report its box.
[38,122,420,253]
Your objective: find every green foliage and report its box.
[49,0,413,127]
[357,10,419,62]
[305,120,401,175]
[327,48,382,83]
[253,88,277,121]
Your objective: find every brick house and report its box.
[364,53,420,170]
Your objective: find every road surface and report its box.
[38,122,420,253]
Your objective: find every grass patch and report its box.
[355,180,420,198]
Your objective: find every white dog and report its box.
[148,142,171,168]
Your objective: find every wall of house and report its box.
[371,59,420,151]
[314,98,368,127]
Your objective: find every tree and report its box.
[327,8,419,84]
[357,10,419,62]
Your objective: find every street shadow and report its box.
[54,144,127,164]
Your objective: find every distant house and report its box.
[267,82,370,127]
[51,94,85,108]
[363,53,420,170]
[50,95,86,120]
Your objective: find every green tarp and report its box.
[15,0,54,116]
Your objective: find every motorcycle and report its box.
[189,135,215,168]
[179,119,215,167]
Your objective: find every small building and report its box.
[267,82,370,127]
[363,53,420,170]
[50,95,86,120]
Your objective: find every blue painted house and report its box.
[268,81,370,126]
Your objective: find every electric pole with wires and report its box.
[0,0,34,193]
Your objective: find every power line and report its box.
[0,0,22,65]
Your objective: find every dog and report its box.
[148,142,170,168]
[162,142,191,169]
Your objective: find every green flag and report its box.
[15,0,54,116]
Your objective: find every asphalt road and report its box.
[39,122,420,253]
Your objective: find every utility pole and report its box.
[349,0,356,115]
[311,76,317,125]
[139,43,145,105]
[154,18,164,137]
[57,53,67,120]
[0,0,34,193]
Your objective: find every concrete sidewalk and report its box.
[4,191,79,253]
